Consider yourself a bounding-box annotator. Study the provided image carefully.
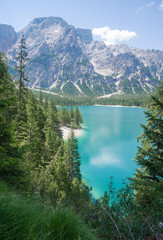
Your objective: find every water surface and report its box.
[78,106,146,198]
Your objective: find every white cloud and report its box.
[159,0,163,10]
[136,1,155,14]
[92,26,137,45]
[136,6,144,14]
[146,1,155,7]
[90,148,123,167]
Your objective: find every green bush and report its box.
[0,182,97,240]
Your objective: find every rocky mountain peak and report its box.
[0,24,17,52]
[30,17,68,28]
[1,17,163,97]
[18,17,69,40]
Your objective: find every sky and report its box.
[0,0,163,50]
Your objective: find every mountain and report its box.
[0,17,163,97]
[0,24,17,52]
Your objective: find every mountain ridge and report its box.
[0,17,163,97]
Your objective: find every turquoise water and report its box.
[77,106,146,199]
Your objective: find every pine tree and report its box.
[15,35,29,143]
[69,106,74,126]
[74,106,83,128]
[15,34,29,113]
[44,101,62,162]
[132,83,163,205]
[58,107,71,126]
[43,96,48,113]
[40,143,70,202]
[0,53,22,181]
[26,93,45,167]
[64,130,81,182]
[39,90,43,106]
[52,143,70,197]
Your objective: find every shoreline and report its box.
[60,126,83,140]
[93,104,143,108]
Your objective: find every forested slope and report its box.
[0,46,162,239]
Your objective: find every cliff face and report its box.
[1,17,163,96]
[0,24,17,52]
[82,41,163,94]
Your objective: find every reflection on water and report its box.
[90,147,122,167]
[78,106,145,198]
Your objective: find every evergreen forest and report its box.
[0,36,162,240]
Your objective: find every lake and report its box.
[77,106,146,199]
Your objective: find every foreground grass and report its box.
[0,182,97,240]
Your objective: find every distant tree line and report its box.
[33,89,151,108]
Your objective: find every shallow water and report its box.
[77,106,146,198]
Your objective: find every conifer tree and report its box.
[43,96,48,113]
[41,143,70,202]
[74,106,83,128]
[26,93,45,167]
[39,90,43,106]
[15,34,29,113]
[132,83,163,205]
[64,130,81,182]
[52,143,70,196]
[0,53,22,180]
[58,107,71,126]
[69,106,74,125]
[45,101,62,161]
[15,35,29,142]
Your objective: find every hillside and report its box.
[0,51,162,240]
[0,181,96,240]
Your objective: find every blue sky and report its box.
[0,0,163,50]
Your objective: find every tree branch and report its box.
[100,206,122,240]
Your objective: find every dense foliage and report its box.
[131,83,163,207]
[0,182,96,240]
[0,53,22,183]
[0,43,162,240]
[0,50,95,238]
